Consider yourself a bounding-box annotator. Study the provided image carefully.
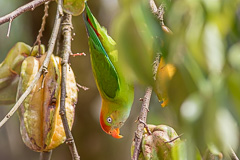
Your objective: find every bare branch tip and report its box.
[6,18,13,37]
[71,52,86,57]
[77,83,89,91]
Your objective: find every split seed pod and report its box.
[17,54,77,152]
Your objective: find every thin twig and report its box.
[149,0,173,34]
[230,147,239,160]
[40,151,52,160]
[152,53,161,80]
[6,18,12,37]
[138,119,152,135]
[55,25,62,56]
[32,2,50,54]
[71,52,86,57]
[149,0,158,15]
[149,0,164,22]
[0,1,62,129]
[0,0,54,25]
[76,83,89,91]
[164,133,183,143]
[59,13,80,160]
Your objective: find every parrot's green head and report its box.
[100,99,130,139]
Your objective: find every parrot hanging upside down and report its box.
[83,3,134,138]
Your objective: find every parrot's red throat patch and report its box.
[100,112,111,133]
[100,112,123,139]
[86,15,101,37]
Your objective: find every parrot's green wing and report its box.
[83,15,119,99]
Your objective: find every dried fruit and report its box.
[17,53,77,152]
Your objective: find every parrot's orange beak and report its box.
[110,128,123,139]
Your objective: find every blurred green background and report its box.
[0,0,155,160]
[0,0,240,159]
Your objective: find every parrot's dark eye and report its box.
[107,117,112,124]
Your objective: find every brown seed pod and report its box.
[17,54,77,152]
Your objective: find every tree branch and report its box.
[59,13,80,160]
[132,55,160,160]
[40,151,52,160]
[0,0,53,25]
[0,0,62,129]
[132,87,153,160]
[149,0,164,22]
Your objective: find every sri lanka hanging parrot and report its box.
[83,3,134,138]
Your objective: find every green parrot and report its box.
[83,3,134,138]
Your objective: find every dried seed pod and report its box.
[17,54,77,152]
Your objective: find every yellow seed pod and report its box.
[17,54,77,152]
